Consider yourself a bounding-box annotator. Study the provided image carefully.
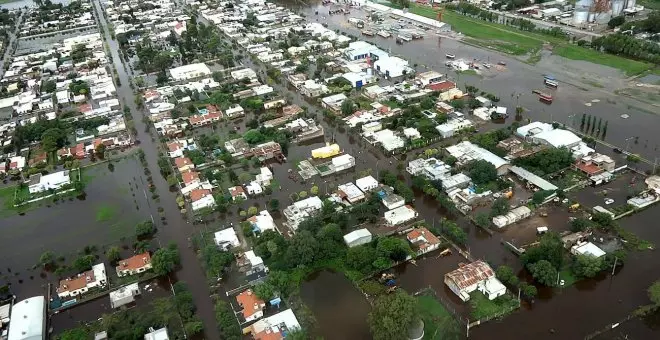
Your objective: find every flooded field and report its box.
[300,270,372,340]
[0,156,152,298]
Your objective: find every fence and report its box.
[466,300,520,338]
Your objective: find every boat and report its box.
[445,54,455,59]
[377,30,391,38]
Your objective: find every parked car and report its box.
[605,198,615,205]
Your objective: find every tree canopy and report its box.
[467,160,498,186]
[528,259,557,286]
[572,254,603,278]
[368,290,419,340]
[152,243,180,275]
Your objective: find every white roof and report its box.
[338,182,364,200]
[214,227,240,248]
[245,250,264,267]
[384,205,417,225]
[516,121,554,138]
[109,283,140,302]
[509,166,558,191]
[250,308,301,335]
[445,141,509,169]
[332,154,354,166]
[572,242,606,258]
[355,176,379,192]
[343,228,372,244]
[249,210,277,233]
[8,296,45,340]
[169,63,211,80]
[534,129,582,148]
[144,327,169,340]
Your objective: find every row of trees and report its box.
[579,113,608,140]
[590,33,660,65]
[512,147,573,177]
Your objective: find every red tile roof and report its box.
[174,157,193,169]
[445,260,494,290]
[57,269,95,294]
[229,186,245,197]
[167,141,183,152]
[407,227,440,250]
[428,80,456,92]
[182,171,199,185]
[575,161,603,175]
[190,189,211,202]
[236,289,265,319]
[116,252,151,272]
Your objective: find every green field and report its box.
[469,291,519,320]
[416,295,462,340]
[407,4,653,75]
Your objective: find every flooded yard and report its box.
[300,270,371,340]
[0,156,153,298]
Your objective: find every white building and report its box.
[403,127,421,140]
[384,205,418,226]
[444,260,506,302]
[247,309,301,339]
[109,283,141,309]
[570,241,606,258]
[283,196,323,230]
[169,63,211,81]
[492,206,532,228]
[532,129,582,149]
[245,181,263,195]
[344,41,386,61]
[190,189,215,211]
[446,141,510,176]
[56,263,107,298]
[343,229,373,248]
[231,68,258,81]
[332,154,355,172]
[337,182,366,203]
[435,118,474,138]
[416,71,444,88]
[247,210,278,234]
[356,175,379,192]
[144,327,169,340]
[244,250,267,273]
[374,56,410,78]
[214,227,241,250]
[515,121,554,138]
[406,158,451,181]
[367,129,405,152]
[7,296,45,340]
[28,170,71,194]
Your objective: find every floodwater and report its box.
[0,0,69,10]
[298,3,660,161]
[300,270,372,340]
[0,156,151,299]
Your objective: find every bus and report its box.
[544,78,558,88]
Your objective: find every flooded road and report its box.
[300,270,372,340]
[297,3,660,161]
[90,1,220,338]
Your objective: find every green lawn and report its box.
[405,4,653,75]
[559,267,578,287]
[95,204,117,222]
[417,295,462,340]
[469,291,519,320]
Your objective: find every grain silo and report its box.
[611,0,625,16]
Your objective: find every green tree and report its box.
[184,319,204,336]
[73,254,96,272]
[607,15,625,28]
[529,259,557,286]
[496,265,515,284]
[95,143,106,159]
[474,212,491,228]
[41,128,66,153]
[490,197,509,217]
[368,291,419,340]
[648,281,660,305]
[152,243,180,275]
[468,160,497,186]
[39,251,55,266]
[341,98,355,116]
[247,206,258,216]
[285,230,319,266]
[136,221,155,237]
[570,218,594,232]
[346,245,380,273]
[521,282,538,298]
[268,199,279,211]
[521,232,564,270]
[310,185,319,195]
[57,328,90,340]
[377,237,412,262]
[254,282,276,300]
[420,97,435,110]
[572,254,603,278]
[592,212,613,229]
[106,246,121,263]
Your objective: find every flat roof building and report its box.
[343,228,373,248]
[7,296,45,340]
[446,141,510,176]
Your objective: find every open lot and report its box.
[0,156,152,297]
[496,203,576,248]
[571,171,645,212]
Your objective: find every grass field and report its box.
[406,4,653,75]
[417,295,462,340]
[469,291,519,320]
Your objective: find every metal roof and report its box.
[510,166,558,191]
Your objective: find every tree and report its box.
[490,197,509,217]
[41,80,57,93]
[254,282,276,300]
[285,230,319,266]
[41,128,66,153]
[346,245,380,273]
[268,199,279,211]
[607,15,625,29]
[420,97,435,110]
[310,185,319,195]
[521,232,564,270]
[368,291,419,340]
[521,282,538,298]
[299,190,308,199]
[529,259,557,286]
[95,143,106,159]
[106,246,121,263]
[592,212,613,229]
[184,320,204,336]
[468,160,497,186]
[247,206,258,216]
[152,243,180,275]
[474,212,490,228]
[570,218,593,232]
[572,254,603,278]
[39,251,55,266]
[73,254,96,272]
[496,265,515,284]
[341,98,355,116]
[531,190,553,205]
[648,281,660,306]
[58,328,90,340]
[377,237,412,262]
[136,221,155,237]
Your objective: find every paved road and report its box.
[0,9,25,79]
[90,1,220,338]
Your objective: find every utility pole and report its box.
[611,256,618,276]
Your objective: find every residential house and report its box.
[331,154,355,173]
[56,263,107,298]
[188,106,222,127]
[337,182,366,204]
[492,206,533,228]
[574,153,615,176]
[355,175,379,193]
[109,283,140,309]
[435,118,474,138]
[144,327,169,340]
[300,79,328,98]
[321,93,347,113]
[384,205,418,226]
[444,260,506,302]
[236,289,266,323]
[246,309,301,340]
[247,210,278,233]
[169,63,211,81]
[116,252,152,277]
[416,71,444,88]
[190,189,215,211]
[27,170,71,194]
[228,186,247,201]
[343,228,373,248]
[373,56,410,78]
[283,196,323,231]
[406,227,441,255]
[446,141,510,176]
[214,227,241,250]
[174,157,195,172]
[182,171,200,187]
[245,181,263,196]
[225,104,244,118]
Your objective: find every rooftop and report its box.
[236,289,265,319]
[116,252,152,272]
[445,260,495,290]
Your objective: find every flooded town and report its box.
[0,0,658,339]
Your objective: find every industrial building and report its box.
[343,229,373,248]
[446,141,510,176]
[7,296,46,340]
